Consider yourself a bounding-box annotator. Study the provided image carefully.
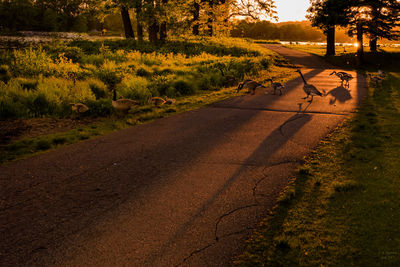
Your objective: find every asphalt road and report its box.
[0,45,366,266]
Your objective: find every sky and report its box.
[274,0,310,22]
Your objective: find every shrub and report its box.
[173,78,197,95]
[80,54,105,66]
[151,75,175,96]
[86,99,113,116]
[260,58,272,69]
[28,93,54,117]
[87,78,108,99]
[12,46,55,76]
[0,97,27,119]
[117,76,151,102]
[15,77,38,91]
[96,60,122,89]
[61,46,84,63]
[136,67,151,77]
[36,139,51,150]
[0,65,12,83]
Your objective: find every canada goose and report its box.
[215,63,236,84]
[368,74,383,85]
[164,97,176,105]
[237,80,266,95]
[149,94,166,107]
[266,78,285,96]
[378,70,386,78]
[330,71,353,87]
[112,89,138,113]
[295,69,323,102]
[70,103,89,113]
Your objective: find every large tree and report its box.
[307,0,351,56]
[191,0,276,36]
[364,0,400,52]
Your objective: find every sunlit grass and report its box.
[0,63,298,164]
[0,37,280,119]
[285,44,400,72]
[236,72,400,265]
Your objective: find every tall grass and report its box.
[0,37,276,119]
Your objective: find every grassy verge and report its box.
[285,44,400,70]
[0,37,297,164]
[0,64,296,164]
[236,69,400,264]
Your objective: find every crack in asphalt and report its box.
[174,159,299,267]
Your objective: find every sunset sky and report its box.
[275,0,310,22]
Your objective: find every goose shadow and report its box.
[326,85,353,105]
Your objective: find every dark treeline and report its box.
[231,20,325,41]
[230,20,360,43]
[0,0,278,42]
[0,0,102,32]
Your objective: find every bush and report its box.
[96,60,122,89]
[61,46,84,63]
[0,97,27,119]
[173,78,197,95]
[15,77,38,91]
[36,139,51,150]
[260,58,272,69]
[117,76,151,102]
[86,98,113,117]
[0,65,12,83]
[136,67,151,77]
[87,78,108,99]
[12,46,55,77]
[28,93,54,117]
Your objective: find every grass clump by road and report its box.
[236,67,400,265]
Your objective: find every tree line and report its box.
[1,0,399,60]
[231,21,325,42]
[0,0,277,42]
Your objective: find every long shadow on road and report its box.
[0,61,337,266]
[148,113,312,266]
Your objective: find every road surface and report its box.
[0,45,366,266]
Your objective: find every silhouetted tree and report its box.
[307,0,351,56]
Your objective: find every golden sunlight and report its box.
[274,0,310,22]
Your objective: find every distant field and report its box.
[285,44,400,71]
[285,43,400,56]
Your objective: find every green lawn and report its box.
[236,46,400,265]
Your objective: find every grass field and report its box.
[236,45,400,265]
[0,37,296,164]
[285,43,400,70]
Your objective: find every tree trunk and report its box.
[121,5,134,39]
[159,0,168,42]
[326,25,335,56]
[135,3,144,41]
[160,22,167,41]
[207,0,213,36]
[192,2,200,35]
[207,19,213,36]
[370,37,377,52]
[149,22,159,43]
[137,23,143,41]
[356,22,364,66]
